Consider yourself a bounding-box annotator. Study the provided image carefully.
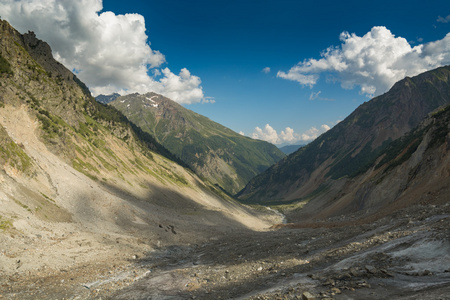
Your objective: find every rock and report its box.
[365,265,377,274]
[349,267,360,277]
[380,269,394,277]
[302,291,315,300]
[330,287,341,294]
[322,278,335,286]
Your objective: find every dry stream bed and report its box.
[1,204,449,300]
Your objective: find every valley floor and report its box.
[1,203,449,299]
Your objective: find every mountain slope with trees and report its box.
[109,92,285,194]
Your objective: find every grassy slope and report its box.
[110,92,285,194]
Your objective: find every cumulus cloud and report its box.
[0,0,205,104]
[262,67,271,74]
[277,26,450,97]
[252,124,279,144]
[251,123,331,144]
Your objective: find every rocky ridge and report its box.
[238,66,450,221]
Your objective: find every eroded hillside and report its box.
[0,19,281,296]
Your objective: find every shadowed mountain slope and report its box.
[238,66,450,220]
[109,92,285,194]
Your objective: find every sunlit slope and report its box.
[110,92,285,194]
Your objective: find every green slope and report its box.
[110,92,285,194]
[0,20,191,186]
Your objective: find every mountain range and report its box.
[95,92,120,104]
[278,144,305,155]
[1,19,449,299]
[238,66,450,221]
[107,92,285,194]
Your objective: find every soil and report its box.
[1,203,448,300]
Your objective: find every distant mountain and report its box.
[238,66,450,219]
[95,93,121,104]
[279,144,305,155]
[110,92,285,194]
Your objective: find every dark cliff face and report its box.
[238,66,450,204]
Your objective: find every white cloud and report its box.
[0,0,205,104]
[437,15,450,23]
[309,91,321,100]
[262,67,271,74]
[251,123,331,144]
[277,26,450,97]
[252,124,279,144]
[201,97,216,104]
[309,90,335,101]
[321,124,331,131]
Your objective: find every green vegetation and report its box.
[40,192,56,203]
[110,93,285,194]
[0,53,13,75]
[72,157,100,179]
[428,104,450,149]
[0,216,13,230]
[0,134,33,174]
[13,198,32,212]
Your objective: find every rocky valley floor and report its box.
[0,203,449,300]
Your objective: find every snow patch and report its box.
[144,96,159,108]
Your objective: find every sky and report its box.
[1,0,450,146]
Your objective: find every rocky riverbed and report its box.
[1,203,449,299]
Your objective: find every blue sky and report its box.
[1,0,450,145]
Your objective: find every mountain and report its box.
[0,20,278,288]
[279,144,305,155]
[109,92,285,194]
[238,66,450,219]
[95,92,121,104]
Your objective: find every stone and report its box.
[302,291,315,300]
[330,287,341,294]
[365,265,377,274]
